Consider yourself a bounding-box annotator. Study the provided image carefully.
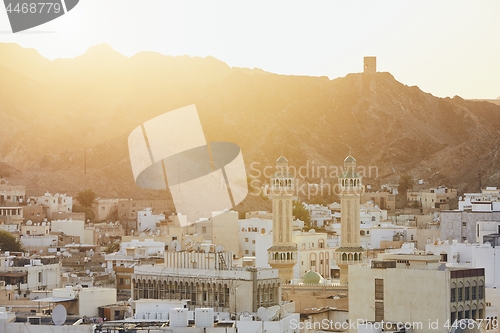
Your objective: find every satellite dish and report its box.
[204,246,210,253]
[216,245,224,253]
[155,230,160,236]
[185,238,193,251]
[86,269,90,275]
[52,304,67,326]
[257,307,266,320]
[47,222,50,226]
[26,220,32,226]
[195,242,201,251]
[14,294,19,300]
[171,240,181,252]
[42,222,46,226]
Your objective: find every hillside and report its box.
[1,43,500,209]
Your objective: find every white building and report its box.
[305,204,333,228]
[51,219,87,243]
[34,193,73,216]
[349,255,486,333]
[255,230,336,280]
[426,241,500,289]
[239,218,273,257]
[137,208,165,232]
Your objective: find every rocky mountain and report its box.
[1,42,499,209]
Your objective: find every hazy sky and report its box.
[0,1,499,99]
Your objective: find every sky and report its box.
[0,1,499,99]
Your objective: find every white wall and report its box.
[78,288,117,317]
[51,220,85,242]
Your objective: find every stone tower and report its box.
[364,56,376,73]
[335,154,365,284]
[267,156,298,284]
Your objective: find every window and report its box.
[472,286,477,300]
[458,287,463,301]
[310,260,316,267]
[38,272,42,283]
[245,250,249,254]
[451,288,456,302]
[478,286,484,299]
[375,279,384,300]
[462,222,466,227]
[245,238,249,242]
[252,251,255,256]
[465,287,470,301]
[252,240,255,244]
[202,227,207,233]
[119,278,124,285]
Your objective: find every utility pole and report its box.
[84,147,87,174]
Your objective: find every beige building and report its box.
[407,186,458,209]
[0,206,23,226]
[361,191,395,211]
[0,179,25,204]
[294,231,336,279]
[348,254,486,333]
[132,264,280,313]
[92,198,120,222]
[34,193,73,219]
[190,211,241,258]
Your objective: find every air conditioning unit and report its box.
[27,317,41,325]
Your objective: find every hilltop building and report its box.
[363,56,376,73]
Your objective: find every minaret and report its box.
[335,153,365,284]
[267,156,298,284]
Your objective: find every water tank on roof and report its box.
[169,308,188,327]
[195,308,214,328]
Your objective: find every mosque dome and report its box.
[302,270,324,285]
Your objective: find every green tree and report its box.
[293,201,310,225]
[0,230,23,252]
[398,174,414,195]
[76,188,97,208]
[397,174,414,209]
[73,205,95,223]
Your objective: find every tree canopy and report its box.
[293,201,310,225]
[398,174,414,195]
[0,230,23,252]
[76,188,97,208]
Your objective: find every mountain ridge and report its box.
[0,43,499,205]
